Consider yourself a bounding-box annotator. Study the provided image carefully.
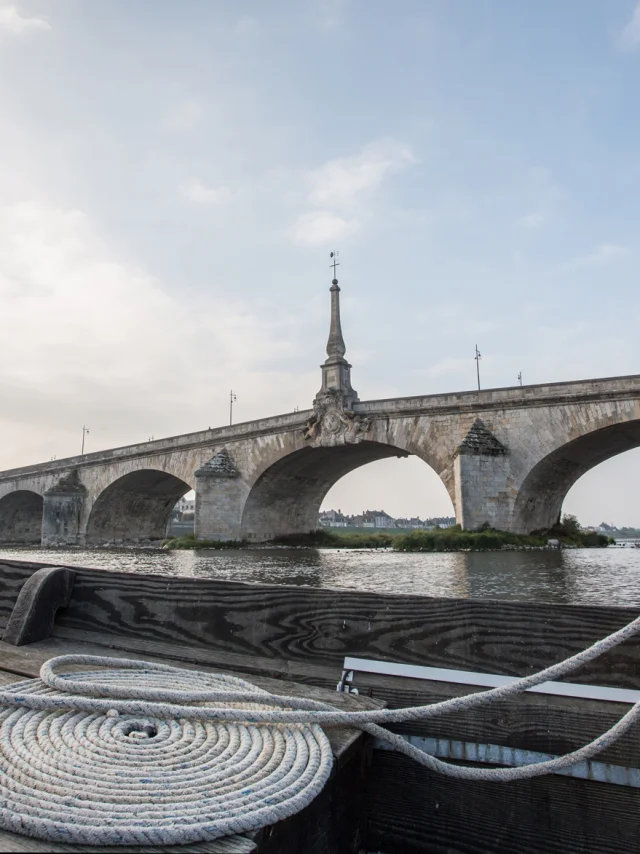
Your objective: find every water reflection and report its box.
[463,551,572,602]
[0,546,638,606]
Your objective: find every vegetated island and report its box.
[162,515,613,552]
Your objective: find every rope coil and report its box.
[0,666,333,846]
[1,612,639,845]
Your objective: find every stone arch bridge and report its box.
[0,279,639,545]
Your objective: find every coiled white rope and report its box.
[0,666,333,846]
[1,613,639,845]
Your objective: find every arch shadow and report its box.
[86,470,192,545]
[513,420,640,533]
[241,440,440,541]
[0,490,44,544]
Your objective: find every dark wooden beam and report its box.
[2,566,75,646]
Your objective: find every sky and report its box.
[1,0,640,526]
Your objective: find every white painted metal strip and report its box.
[373,734,640,788]
[343,656,640,704]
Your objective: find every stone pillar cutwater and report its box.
[42,470,87,546]
[194,449,247,541]
[454,419,512,530]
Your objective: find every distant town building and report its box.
[318,509,455,530]
[318,509,348,527]
[353,510,395,528]
[427,517,456,529]
[174,497,195,517]
[395,517,427,529]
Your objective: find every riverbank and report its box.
[162,523,613,552]
[391,526,612,552]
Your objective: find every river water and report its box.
[1,545,639,606]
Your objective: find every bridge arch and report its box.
[240,439,451,541]
[0,490,44,544]
[86,470,192,545]
[512,419,640,533]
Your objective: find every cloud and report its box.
[0,196,312,467]
[0,200,182,383]
[563,242,631,268]
[517,211,546,229]
[179,179,234,206]
[235,14,258,35]
[308,139,415,209]
[289,139,415,246]
[162,98,203,133]
[621,2,640,47]
[0,3,50,34]
[312,0,348,30]
[288,211,360,246]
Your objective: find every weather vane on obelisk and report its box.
[330,250,340,283]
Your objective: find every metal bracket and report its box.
[336,669,359,694]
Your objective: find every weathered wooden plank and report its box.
[0,561,41,629]
[252,735,369,854]
[50,627,334,682]
[48,565,640,689]
[366,750,640,854]
[3,566,75,645]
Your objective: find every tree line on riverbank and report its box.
[163,515,613,551]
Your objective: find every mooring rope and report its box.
[1,613,639,845]
[0,667,334,846]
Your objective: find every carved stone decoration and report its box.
[195,448,240,478]
[456,418,507,457]
[303,392,371,448]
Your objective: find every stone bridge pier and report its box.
[0,273,640,544]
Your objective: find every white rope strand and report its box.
[0,612,639,845]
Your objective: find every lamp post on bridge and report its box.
[81,426,90,456]
[474,345,482,391]
[229,391,237,426]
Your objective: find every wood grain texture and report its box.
[0,561,42,629]
[253,736,369,854]
[48,565,640,689]
[3,566,75,646]
[366,750,640,854]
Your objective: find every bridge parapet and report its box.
[0,409,313,484]
[354,374,640,416]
